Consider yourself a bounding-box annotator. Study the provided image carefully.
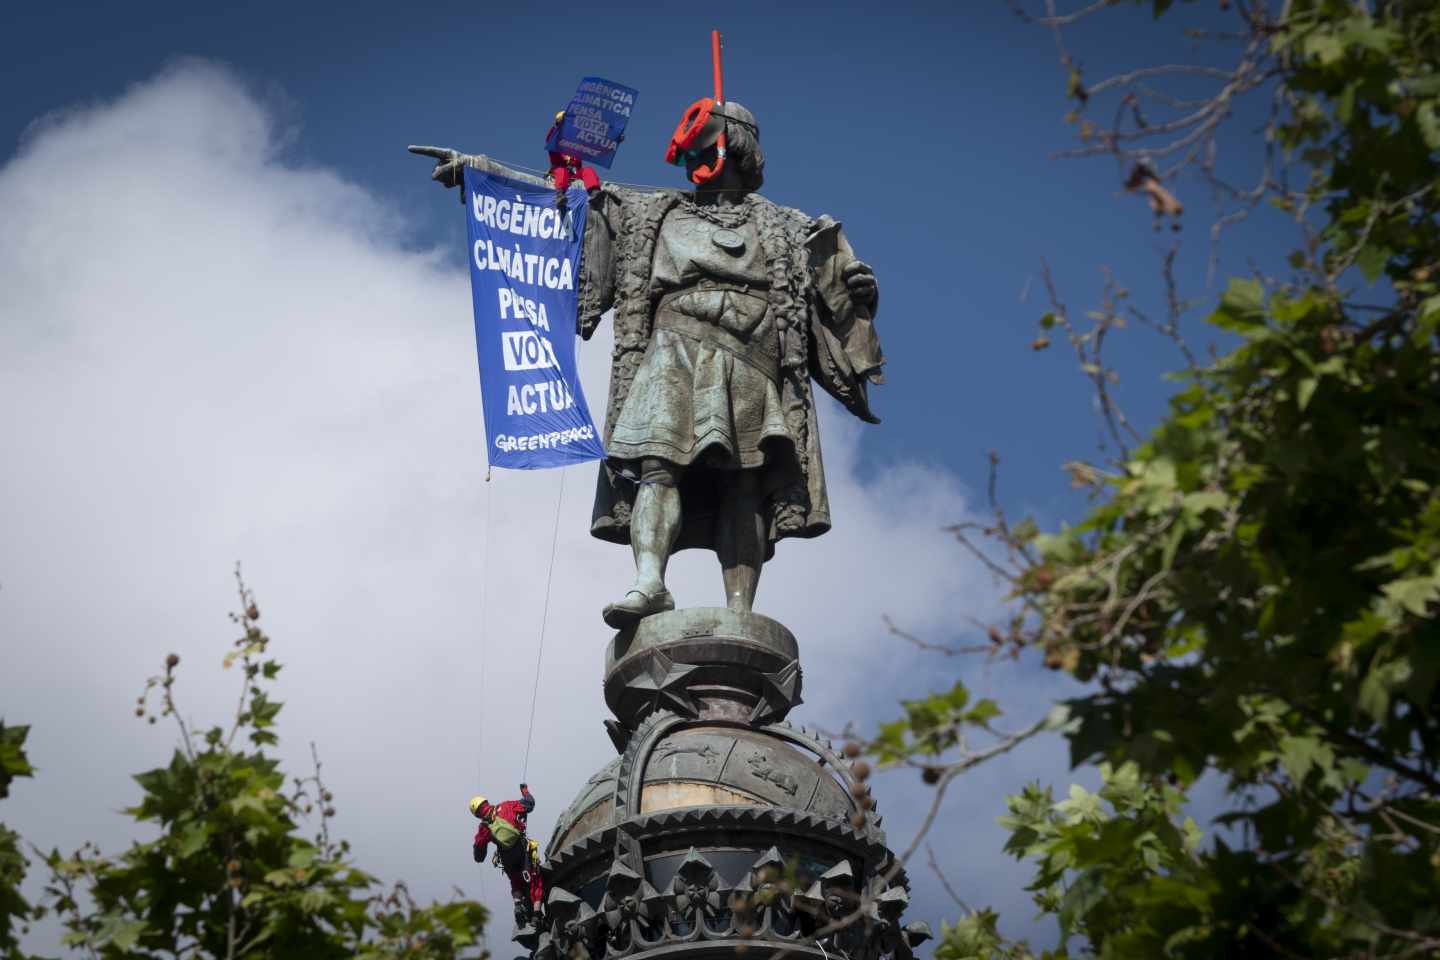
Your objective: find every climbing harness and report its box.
[520,837,541,885]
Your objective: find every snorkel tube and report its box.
[665,30,729,185]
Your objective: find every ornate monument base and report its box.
[414,52,905,958]
[604,608,802,730]
[528,610,930,960]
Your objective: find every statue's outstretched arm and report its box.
[409,145,621,338]
[407,145,551,190]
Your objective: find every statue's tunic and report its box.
[579,185,883,559]
[609,206,789,471]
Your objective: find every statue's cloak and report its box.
[577,185,884,559]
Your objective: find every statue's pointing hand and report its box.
[408,145,464,189]
[842,259,877,308]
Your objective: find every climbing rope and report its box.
[521,466,567,783]
[477,465,493,786]
[475,465,494,902]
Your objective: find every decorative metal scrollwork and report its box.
[667,848,728,940]
[729,846,800,940]
[601,860,666,954]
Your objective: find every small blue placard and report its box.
[546,76,638,169]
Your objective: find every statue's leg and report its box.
[603,458,680,627]
[717,469,765,613]
[630,458,681,593]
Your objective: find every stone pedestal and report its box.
[526,609,930,960]
[604,608,802,729]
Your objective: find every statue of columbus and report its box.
[414,67,886,628]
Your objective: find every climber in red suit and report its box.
[470,784,544,925]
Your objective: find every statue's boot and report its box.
[602,586,675,629]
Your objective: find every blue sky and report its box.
[2,0,1280,508]
[1,0,1291,952]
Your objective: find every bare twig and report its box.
[926,844,974,914]
[882,614,999,657]
[1004,0,1123,27]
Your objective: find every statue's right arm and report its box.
[406,145,551,190]
[409,146,625,337]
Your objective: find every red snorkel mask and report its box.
[665,31,729,185]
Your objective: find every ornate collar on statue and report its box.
[678,192,753,229]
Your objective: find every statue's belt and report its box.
[654,289,779,382]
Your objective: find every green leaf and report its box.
[1336,83,1358,123]
[105,918,148,950]
[1359,657,1414,722]
[1055,784,1105,825]
[965,699,1002,725]
[300,888,333,913]
[1223,277,1263,312]
[264,868,295,887]
[1339,19,1398,54]
[1212,278,1267,333]
[1057,869,1105,939]
[176,822,209,859]
[1396,75,1440,97]
[1160,521,1186,574]
[1182,490,1228,516]
[1383,574,1440,616]
[1355,244,1389,284]
[1301,32,1344,64]
[1418,102,1440,151]
[1278,735,1320,783]
[1296,376,1319,411]
[1181,816,1203,853]
[0,723,35,800]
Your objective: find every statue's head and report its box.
[665,99,764,191]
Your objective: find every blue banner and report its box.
[463,167,605,470]
[546,77,638,169]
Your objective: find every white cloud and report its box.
[0,61,1058,951]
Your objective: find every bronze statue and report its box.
[412,86,884,628]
